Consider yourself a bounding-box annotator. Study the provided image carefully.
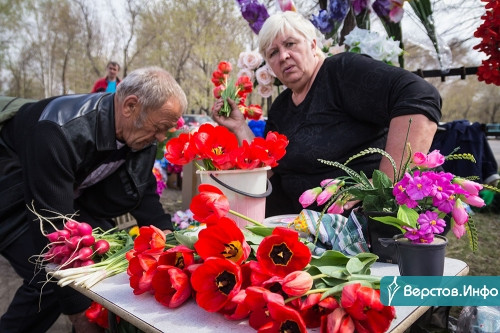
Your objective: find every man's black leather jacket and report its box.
[0,93,172,250]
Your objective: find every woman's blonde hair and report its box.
[258,11,325,61]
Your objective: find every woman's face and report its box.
[264,28,317,91]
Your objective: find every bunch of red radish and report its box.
[44,220,110,269]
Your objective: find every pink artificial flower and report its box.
[316,181,342,205]
[299,187,322,208]
[463,194,485,208]
[405,172,433,201]
[417,211,446,234]
[276,0,297,12]
[452,198,469,225]
[413,150,445,169]
[327,200,344,215]
[452,222,466,239]
[454,178,483,196]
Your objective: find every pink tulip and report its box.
[452,199,468,225]
[281,271,313,296]
[299,187,322,208]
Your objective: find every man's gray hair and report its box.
[258,11,325,61]
[116,67,187,118]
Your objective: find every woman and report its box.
[212,11,441,217]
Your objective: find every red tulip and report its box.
[164,132,197,166]
[281,271,313,296]
[133,225,166,255]
[300,293,339,328]
[341,283,396,333]
[189,184,230,225]
[244,286,285,330]
[320,307,355,333]
[127,253,159,295]
[158,245,195,270]
[258,300,307,333]
[217,61,232,74]
[256,227,311,278]
[152,265,191,308]
[194,217,251,265]
[85,302,110,329]
[190,257,242,312]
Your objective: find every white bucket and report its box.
[196,166,272,228]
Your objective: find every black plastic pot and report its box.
[364,211,401,264]
[380,234,448,276]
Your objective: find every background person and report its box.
[91,61,121,93]
[0,66,187,332]
[212,11,442,217]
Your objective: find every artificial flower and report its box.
[151,265,191,308]
[236,0,270,34]
[194,217,251,265]
[256,227,311,277]
[190,257,243,312]
[344,27,403,65]
[307,148,489,247]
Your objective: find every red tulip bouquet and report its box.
[211,60,257,118]
[123,184,396,333]
[164,122,288,171]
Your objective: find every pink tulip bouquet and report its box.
[300,147,500,250]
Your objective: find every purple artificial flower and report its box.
[237,0,270,34]
[351,0,370,16]
[329,0,350,21]
[393,173,418,208]
[403,226,425,243]
[372,0,391,18]
[417,211,446,234]
[405,171,434,201]
[310,9,333,34]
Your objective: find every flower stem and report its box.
[228,209,265,227]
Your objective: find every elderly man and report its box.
[0,67,186,332]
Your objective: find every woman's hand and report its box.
[211,98,255,144]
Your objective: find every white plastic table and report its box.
[71,257,468,333]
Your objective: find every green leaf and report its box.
[244,226,273,238]
[173,228,202,249]
[397,205,419,228]
[370,216,407,231]
[309,250,350,267]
